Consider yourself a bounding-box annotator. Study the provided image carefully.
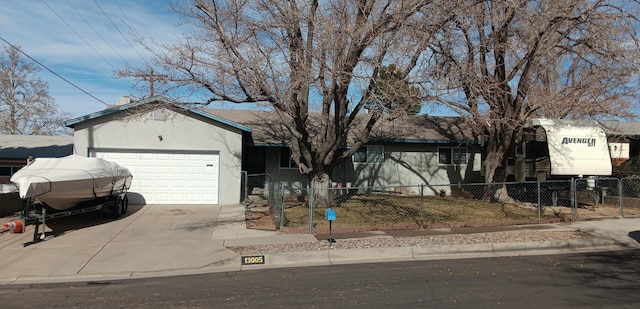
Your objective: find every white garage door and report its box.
[93,151,219,204]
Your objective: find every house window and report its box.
[279,147,297,168]
[439,147,468,165]
[0,166,20,177]
[353,145,383,163]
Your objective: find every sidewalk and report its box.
[0,203,638,285]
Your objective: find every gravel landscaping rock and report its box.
[227,230,593,255]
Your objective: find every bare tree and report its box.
[0,44,71,135]
[425,0,640,188]
[133,0,452,205]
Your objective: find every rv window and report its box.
[526,141,548,158]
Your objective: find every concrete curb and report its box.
[224,238,628,272]
[0,238,629,285]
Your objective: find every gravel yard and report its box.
[227,230,593,255]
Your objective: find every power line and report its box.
[0,36,109,106]
[92,0,148,64]
[65,0,129,64]
[114,0,141,39]
[41,0,116,70]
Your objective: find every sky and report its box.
[0,0,187,117]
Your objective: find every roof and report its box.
[526,118,601,127]
[601,121,640,136]
[64,96,252,133]
[0,135,73,159]
[204,109,478,146]
[525,119,640,137]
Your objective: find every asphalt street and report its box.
[1,250,639,308]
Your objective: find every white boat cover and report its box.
[10,155,132,201]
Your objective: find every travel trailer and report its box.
[507,119,612,182]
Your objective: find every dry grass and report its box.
[281,194,565,233]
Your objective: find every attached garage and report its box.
[65,96,250,205]
[92,151,219,205]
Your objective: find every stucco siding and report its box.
[263,143,482,196]
[350,144,481,195]
[72,109,244,205]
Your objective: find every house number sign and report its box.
[241,255,265,265]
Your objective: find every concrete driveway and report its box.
[0,203,280,283]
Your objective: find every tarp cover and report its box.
[10,155,132,199]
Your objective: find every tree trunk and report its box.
[482,130,515,203]
[311,172,333,208]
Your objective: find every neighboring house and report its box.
[205,109,484,196]
[64,96,250,206]
[0,135,73,184]
[601,121,640,166]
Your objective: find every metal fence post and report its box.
[537,181,541,223]
[279,184,285,229]
[420,183,425,229]
[308,186,314,234]
[619,178,624,217]
[241,171,247,202]
[571,178,576,222]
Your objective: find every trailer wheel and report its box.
[122,195,129,214]
[112,196,125,218]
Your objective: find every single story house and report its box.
[205,108,484,196]
[64,96,250,206]
[0,135,73,184]
[61,96,484,205]
[7,96,640,206]
[601,121,640,166]
[0,135,73,216]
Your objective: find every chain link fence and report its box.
[620,177,640,218]
[242,173,640,234]
[275,178,640,234]
[242,173,285,230]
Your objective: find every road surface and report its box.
[2,249,639,308]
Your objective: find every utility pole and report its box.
[132,68,167,97]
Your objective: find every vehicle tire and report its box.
[112,196,124,218]
[122,195,129,214]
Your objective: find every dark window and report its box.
[279,148,297,168]
[353,146,383,163]
[0,167,12,176]
[439,147,468,165]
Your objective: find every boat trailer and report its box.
[3,193,128,243]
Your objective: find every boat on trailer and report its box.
[10,155,132,211]
[3,155,132,242]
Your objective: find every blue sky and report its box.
[0,0,185,117]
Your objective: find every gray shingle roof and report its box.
[65,96,251,133]
[0,135,73,159]
[601,121,640,136]
[203,109,478,146]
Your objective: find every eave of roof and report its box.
[64,96,251,133]
[365,138,481,145]
[0,135,73,159]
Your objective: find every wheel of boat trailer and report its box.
[112,196,125,218]
[122,195,128,214]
